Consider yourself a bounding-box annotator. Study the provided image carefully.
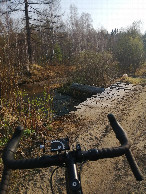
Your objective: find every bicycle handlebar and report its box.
[107,114,143,181]
[108,114,128,145]
[0,114,143,193]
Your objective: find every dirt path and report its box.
[74,84,146,193]
[5,83,146,193]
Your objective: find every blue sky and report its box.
[61,0,146,33]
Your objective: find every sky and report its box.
[61,0,146,33]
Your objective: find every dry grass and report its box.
[118,63,146,85]
[135,63,146,77]
[28,64,76,83]
[126,76,146,85]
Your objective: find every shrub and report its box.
[113,33,145,75]
[73,51,118,87]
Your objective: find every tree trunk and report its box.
[25,0,32,70]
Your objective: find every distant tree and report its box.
[29,0,63,64]
[113,32,144,74]
[0,0,63,66]
[66,4,80,57]
[54,43,62,64]
[111,28,118,35]
[142,32,146,60]
[66,4,98,61]
[96,29,109,52]
[126,21,142,38]
[78,12,94,51]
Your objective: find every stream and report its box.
[20,84,83,117]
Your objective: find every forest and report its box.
[0,0,146,145]
[0,1,146,87]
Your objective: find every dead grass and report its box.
[118,63,146,85]
[29,64,76,83]
[119,76,146,85]
[126,76,146,85]
[135,63,146,77]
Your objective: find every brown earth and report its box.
[1,84,146,193]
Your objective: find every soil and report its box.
[1,83,146,193]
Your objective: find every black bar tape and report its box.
[3,155,65,170]
[3,126,23,155]
[125,150,144,181]
[98,147,128,159]
[107,114,128,145]
[82,145,129,161]
[0,168,11,194]
[108,114,143,181]
[2,126,65,169]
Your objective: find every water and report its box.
[52,91,82,116]
[20,84,82,117]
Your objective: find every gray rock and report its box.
[69,83,104,100]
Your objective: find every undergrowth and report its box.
[0,88,53,147]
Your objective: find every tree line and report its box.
[0,1,146,84]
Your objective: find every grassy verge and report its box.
[124,76,146,85]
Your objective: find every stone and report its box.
[69,83,104,100]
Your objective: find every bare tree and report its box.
[0,0,62,67]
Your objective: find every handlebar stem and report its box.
[65,152,81,193]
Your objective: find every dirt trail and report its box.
[5,83,146,193]
[74,84,146,193]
